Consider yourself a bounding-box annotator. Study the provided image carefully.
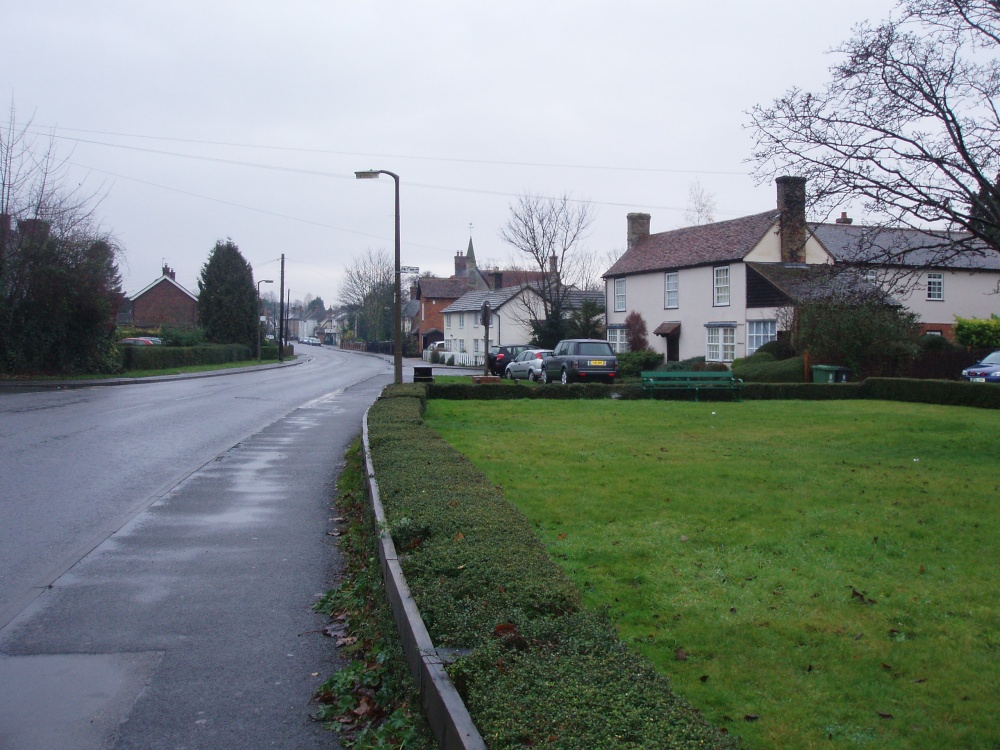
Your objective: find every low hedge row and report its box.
[121,343,252,370]
[366,389,735,749]
[425,378,1000,408]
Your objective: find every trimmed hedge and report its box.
[366,390,736,749]
[731,355,805,383]
[423,377,999,408]
[121,343,252,370]
[863,377,1000,408]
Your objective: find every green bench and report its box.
[640,370,743,402]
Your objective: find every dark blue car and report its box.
[961,350,1000,382]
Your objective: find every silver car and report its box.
[504,348,553,381]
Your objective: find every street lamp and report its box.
[355,169,402,385]
[256,279,273,361]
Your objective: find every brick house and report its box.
[131,265,198,329]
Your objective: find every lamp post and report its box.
[256,279,273,361]
[355,169,402,385]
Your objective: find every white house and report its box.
[440,286,537,357]
[440,285,603,356]
[603,177,1000,362]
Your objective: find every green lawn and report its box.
[424,399,999,750]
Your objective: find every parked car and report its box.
[120,337,154,346]
[487,344,530,376]
[961,349,1000,382]
[424,341,447,354]
[541,339,618,384]
[504,348,553,381]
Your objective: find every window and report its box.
[614,278,626,312]
[664,272,679,309]
[706,326,735,362]
[445,313,452,329]
[713,266,730,306]
[459,312,465,328]
[863,269,878,283]
[474,338,481,353]
[607,327,627,353]
[458,339,466,353]
[747,320,777,355]
[927,273,943,300]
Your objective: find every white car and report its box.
[504,349,553,381]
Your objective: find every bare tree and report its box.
[498,192,595,345]
[338,248,394,342]
[683,179,717,226]
[748,0,1000,264]
[0,106,123,373]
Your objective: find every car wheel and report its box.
[505,367,514,380]
[528,370,537,382]
[561,368,569,385]
[540,368,548,384]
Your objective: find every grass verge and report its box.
[312,438,435,749]
[424,399,999,749]
[366,388,736,749]
[0,357,292,381]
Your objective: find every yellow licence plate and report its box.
[589,360,605,366]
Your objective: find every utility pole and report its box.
[278,254,285,363]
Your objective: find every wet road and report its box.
[0,348,391,748]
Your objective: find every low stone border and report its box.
[362,409,487,750]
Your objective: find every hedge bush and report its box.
[422,377,999,409]
[862,377,1000,408]
[121,343,252,370]
[731,355,805,383]
[616,349,664,377]
[365,390,735,749]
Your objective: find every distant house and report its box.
[603,177,1000,362]
[440,285,603,356]
[413,237,553,349]
[131,265,198,329]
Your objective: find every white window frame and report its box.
[713,266,730,307]
[863,269,878,283]
[664,272,679,309]
[607,327,627,353]
[746,320,777,356]
[459,312,465,328]
[445,313,452,329]
[458,339,466,353]
[706,326,735,362]
[613,278,626,312]
[927,272,944,301]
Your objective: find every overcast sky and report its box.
[5,1,896,306]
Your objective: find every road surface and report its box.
[0,348,392,749]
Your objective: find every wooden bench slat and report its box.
[639,370,743,402]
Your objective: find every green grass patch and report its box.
[424,399,999,750]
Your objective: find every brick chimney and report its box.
[454,251,467,277]
[627,212,651,249]
[776,176,807,264]
[491,271,503,289]
[162,264,176,280]
[835,211,853,225]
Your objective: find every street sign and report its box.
[400,265,420,274]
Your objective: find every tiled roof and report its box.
[604,211,780,278]
[747,262,894,304]
[440,286,603,314]
[440,286,525,314]
[418,277,470,299]
[812,223,1000,270]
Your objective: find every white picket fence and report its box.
[422,350,484,367]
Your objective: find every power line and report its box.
[33,124,751,177]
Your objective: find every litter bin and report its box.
[413,366,434,383]
[834,366,851,383]
[811,365,840,383]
